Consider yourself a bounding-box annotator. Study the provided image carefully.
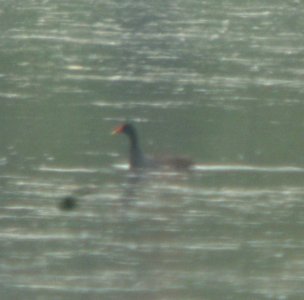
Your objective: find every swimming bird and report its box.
[112,123,193,170]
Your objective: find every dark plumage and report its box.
[112,123,193,170]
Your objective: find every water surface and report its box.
[1,0,304,299]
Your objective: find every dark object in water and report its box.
[112,123,193,170]
[59,196,77,211]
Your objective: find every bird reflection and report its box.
[118,171,146,206]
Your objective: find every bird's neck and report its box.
[128,133,144,168]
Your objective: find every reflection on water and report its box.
[2,164,304,299]
[1,0,304,299]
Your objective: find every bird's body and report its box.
[112,123,193,171]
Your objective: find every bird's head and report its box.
[112,123,135,136]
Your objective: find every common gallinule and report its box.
[112,123,193,170]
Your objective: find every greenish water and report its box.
[1,0,304,299]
